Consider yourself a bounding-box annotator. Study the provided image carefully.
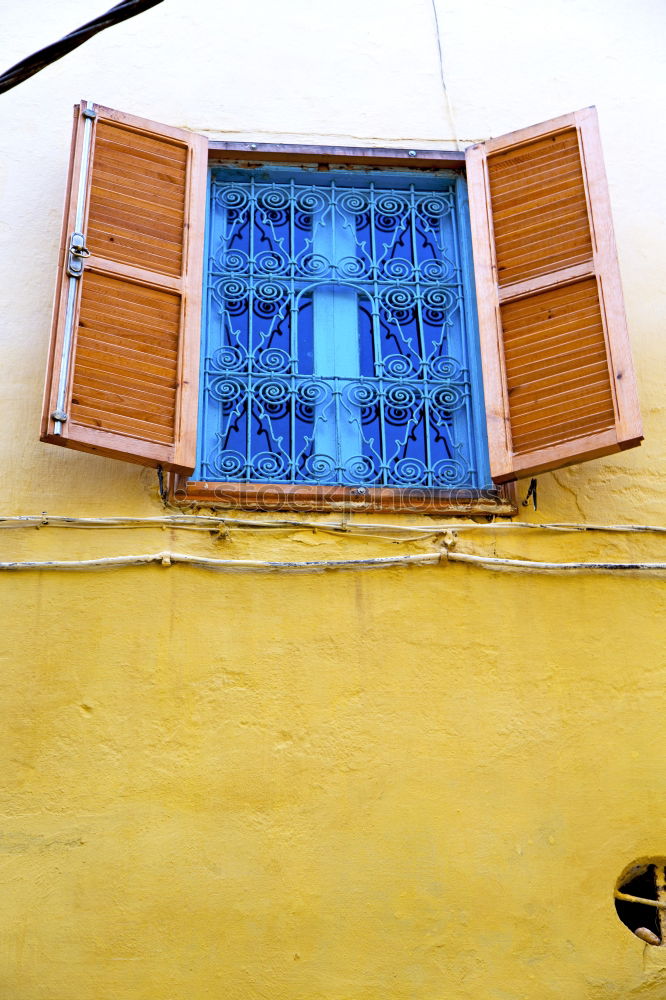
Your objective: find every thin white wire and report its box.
[429,0,462,151]
[1,549,666,575]
[447,552,666,573]
[0,551,440,573]
[1,514,665,535]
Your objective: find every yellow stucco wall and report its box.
[1,2,665,997]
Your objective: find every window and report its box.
[193,163,491,495]
[40,102,642,513]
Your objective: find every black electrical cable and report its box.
[0,0,165,96]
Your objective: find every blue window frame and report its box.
[193,163,491,490]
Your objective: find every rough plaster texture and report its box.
[0,1,665,997]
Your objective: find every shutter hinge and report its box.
[66,231,91,277]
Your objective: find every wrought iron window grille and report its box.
[193,162,492,494]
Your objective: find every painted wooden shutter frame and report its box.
[466,106,642,483]
[41,101,208,474]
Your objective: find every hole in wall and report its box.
[615,857,666,946]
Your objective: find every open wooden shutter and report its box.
[41,101,208,474]
[466,106,642,483]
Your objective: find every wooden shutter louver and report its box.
[41,102,207,473]
[466,107,642,483]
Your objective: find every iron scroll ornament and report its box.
[194,167,490,490]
